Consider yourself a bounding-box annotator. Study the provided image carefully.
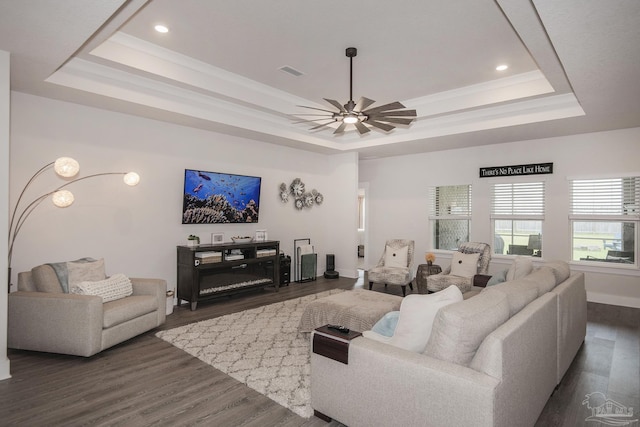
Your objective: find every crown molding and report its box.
[46,32,584,153]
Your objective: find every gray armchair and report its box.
[426,242,491,293]
[8,270,166,357]
[368,239,415,296]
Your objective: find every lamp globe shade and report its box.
[54,157,80,178]
[52,190,75,207]
[123,172,140,186]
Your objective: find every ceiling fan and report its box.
[295,47,417,135]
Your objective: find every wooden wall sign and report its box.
[479,162,553,178]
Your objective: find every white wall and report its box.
[8,93,360,297]
[360,128,640,308]
[0,50,11,380]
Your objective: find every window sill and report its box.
[569,260,640,277]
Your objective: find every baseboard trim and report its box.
[314,410,332,422]
[0,358,11,380]
[587,291,640,308]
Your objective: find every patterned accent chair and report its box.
[368,239,415,296]
[426,242,491,294]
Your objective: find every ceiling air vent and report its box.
[279,65,304,77]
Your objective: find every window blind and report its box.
[571,177,640,219]
[429,185,472,218]
[491,182,545,218]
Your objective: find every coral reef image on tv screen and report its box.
[182,169,261,224]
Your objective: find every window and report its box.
[570,176,639,266]
[429,185,472,250]
[491,182,544,256]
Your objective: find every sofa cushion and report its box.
[542,260,570,285]
[483,281,539,317]
[71,274,133,303]
[425,290,510,366]
[31,264,63,293]
[450,252,480,278]
[365,285,463,353]
[384,244,409,268]
[103,295,158,329]
[506,256,533,281]
[67,258,106,288]
[527,266,558,294]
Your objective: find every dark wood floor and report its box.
[1,273,638,427]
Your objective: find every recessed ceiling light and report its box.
[496,64,509,71]
[154,24,169,33]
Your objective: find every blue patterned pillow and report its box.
[486,269,508,286]
[371,311,400,337]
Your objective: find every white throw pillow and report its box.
[384,244,409,268]
[365,285,463,353]
[450,252,480,278]
[70,273,133,303]
[506,256,534,281]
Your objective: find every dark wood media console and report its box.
[177,240,280,310]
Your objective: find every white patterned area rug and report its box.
[156,289,345,418]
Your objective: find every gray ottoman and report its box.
[299,289,402,333]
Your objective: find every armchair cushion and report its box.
[31,264,63,293]
[71,273,133,303]
[67,258,106,288]
[450,252,480,278]
[103,295,159,328]
[368,266,411,285]
[384,244,409,268]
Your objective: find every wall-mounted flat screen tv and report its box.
[182,169,262,224]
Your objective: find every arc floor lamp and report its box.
[7,156,140,290]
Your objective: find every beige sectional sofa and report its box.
[311,260,586,427]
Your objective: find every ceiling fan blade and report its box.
[297,105,339,114]
[333,122,347,134]
[354,97,376,112]
[363,101,406,115]
[371,117,415,125]
[292,118,335,124]
[365,119,395,132]
[368,109,417,117]
[324,98,347,113]
[354,121,371,134]
[293,113,335,116]
[309,120,337,131]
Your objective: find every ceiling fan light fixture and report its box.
[343,114,359,124]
